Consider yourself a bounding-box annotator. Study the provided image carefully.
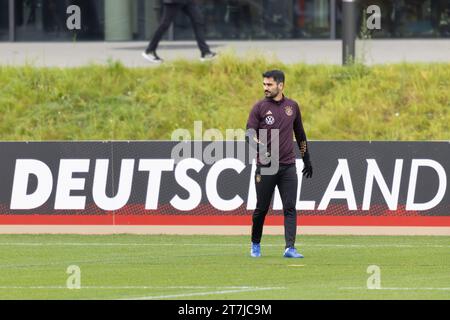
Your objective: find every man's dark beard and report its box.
[265,90,278,98]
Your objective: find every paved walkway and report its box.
[0,39,449,67]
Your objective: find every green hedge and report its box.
[0,54,449,141]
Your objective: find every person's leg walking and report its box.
[146,4,180,53]
[277,164,298,249]
[252,166,277,245]
[182,2,211,55]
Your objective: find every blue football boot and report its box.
[251,243,261,257]
[283,247,304,258]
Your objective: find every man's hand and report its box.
[302,158,313,179]
[259,151,271,166]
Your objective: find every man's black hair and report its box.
[262,70,285,84]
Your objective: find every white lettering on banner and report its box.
[272,185,283,210]
[296,160,316,210]
[362,159,403,210]
[8,158,447,212]
[245,160,285,210]
[92,159,135,211]
[318,159,357,210]
[246,160,316,210]
[55,159,90,210]
[10,160,53,210]
[406,159,447,211]
[246,160,257,210]
[139,159,175,210]
[271,161,315,210]
[206,159,245,211]
[170,158,204,211]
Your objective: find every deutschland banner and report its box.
[0,141,448,233]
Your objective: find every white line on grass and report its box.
[340,287,450,291]
[0,285,266,290]
[0,242,448,248]
[119,287,286,300]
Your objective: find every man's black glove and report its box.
[302,153,313,179]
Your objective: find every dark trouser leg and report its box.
[277,164,298,249]
[252,166,277,244]
[430,0,442,34]
[182,2,211,55]
[146,4,180,53]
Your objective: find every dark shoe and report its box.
[142,51,163,64]
[200,51,217,62]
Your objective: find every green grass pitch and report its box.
[0,234,449,300]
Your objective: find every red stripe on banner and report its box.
[0,215,449,226]
[111,215,450,226]
[0,215,114,225]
